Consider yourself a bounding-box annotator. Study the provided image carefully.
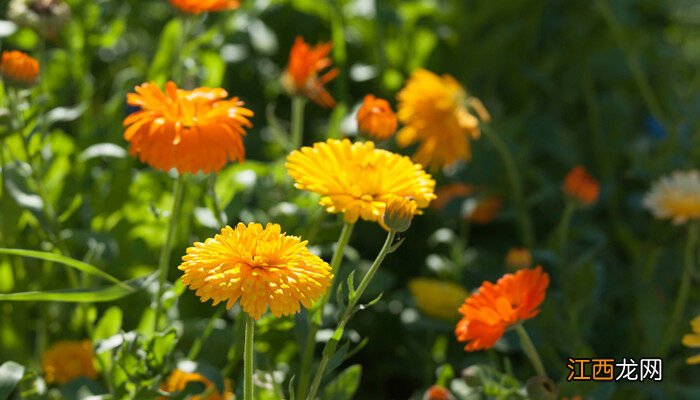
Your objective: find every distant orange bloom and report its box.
[123,81,253,174]
[564,166,599,206]
[41,340,97,384]
[357,94,398,140]
[455,267,549,351]
[468,196,502,224]
[0,50,39,87]
[432,183,500,223]
[169,0,239,14]
[432,183,476,211]
[282,36,338,108]
[160,369,233,400]
[424,385,451,400]
[505,247,532,269]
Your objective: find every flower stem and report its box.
[514,323,547,377]
[305,230,396,400]
[296,222,354,400]
[208,172,227,227]
[482,126,534,248]
[243,314,255,400]
[659,222,699,356]
[290,96,306,150]
[154,174,186,332]
[557,200,576,267]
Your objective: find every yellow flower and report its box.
[409,278,469,321]
[286,139,436,224]
[179,223,333,320]
[382,197,418,232]
[160,369,233,400]
[505,247,532,270]
[682,315,700,365]
[396,69,489,170]
[41,340,97,384]
[643,170,700,225]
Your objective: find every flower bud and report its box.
[382,196,417,232]
[505,247,532,270]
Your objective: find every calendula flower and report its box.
[424,385,452,400]
[1,50,39,88]
[179,223,332,320]
[563,166,600,207]
[357,94,398,140]
[466,195,502,224]
[397,69,489,170]
[455,267,549,351]
[41,340,97,384]
[682,315,700,365]
[643,170,700,225]
[169,0,239,14]
[286,139,436,224]
[282,36,338,108]
[161,369,233,400]
[382,197,417,232]
[8,0,70,38]
[505,247,532,270]
[123,81,253,174]
[409,278,469,321]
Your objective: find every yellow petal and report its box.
[687,354,700,365]
[682,334,700,348]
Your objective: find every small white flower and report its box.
[642,170,700,225]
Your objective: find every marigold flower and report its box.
[169,0,239,14]
[282,36,338,108]
[409,278,468,321]
[682,315,700,365]
[455,267,549,351]
[424,385,452,400]
[563,166,599,206]
[286,139,436,224]
[179,223,332,320]
[41,340,97,384]
[160,369,233,400]
[467,196,502,224]
[397,69,489,170]
[8,0,70,38]
[643,170,700,225]
[357,94,398,140]
[505,247,532,270]
[123,81,253,174]
[382,197,417,232]
[1,50,39,88]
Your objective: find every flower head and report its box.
[382,197,417,232]
[286,139,436,224]
[643,170,700,225]
[455,267,549,351]
[397,69,489,170]
[179,223,332,320]
[563,166,599,206]
[466,195,502,224]
[123,81,253,174]
[1,50,39,88]
[357,94,397,140]
[8,0,70,38]
[409,278,469,321]
[169,0,239,14]
[682,315,700,365]
[424,385,452,400]
[505,247,532,270]
[282,36,338,108]
[41,340,97,384]
[160,369,233,400]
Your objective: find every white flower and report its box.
[642,170,700,225]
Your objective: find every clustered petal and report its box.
[563,166,600,206]
[282,36,338,108]
[357,94,398,140]
[41,340,97,384]
[682,315,700,365]
[169,0,239,14]
[286,139,436,224]
[179,223,333,320]
[0,50,39,88]
[160,369,232,400]
[643,169,700,225]
[123,81,253,174]
[396,69,486,170]
[455,267,549,351]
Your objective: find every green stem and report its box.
[290,96,306,150]
[154,174,186,332]
[514,323,547,377]
[188,306,226,360]
[207,172,227,227]
[305,230,396,400]
[557,201,576,268]
[483,126,534,248]
[243,314,255,400]
[296,222,354,400]
[659,223,698,356]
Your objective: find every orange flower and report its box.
[424,385,451,400]
[169,0,240,14]
[357,94,398,140]
[160,369,233,400]
[431,183,475,211]
[455,267,549,351]
[467,196,502,224]
[563,166,599,206]
[282,36,338,108]
[123,81,253,174]
[41,340,97,384]
[505,247,532,270]
[0,50,39,88]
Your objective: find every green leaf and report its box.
[147,19,183,84]
[0,361,25,400]
[358,292,383,311]
[322,365,361,400]
[346,270,356,302]
[94,307,123,341]
[0,248,123,286]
